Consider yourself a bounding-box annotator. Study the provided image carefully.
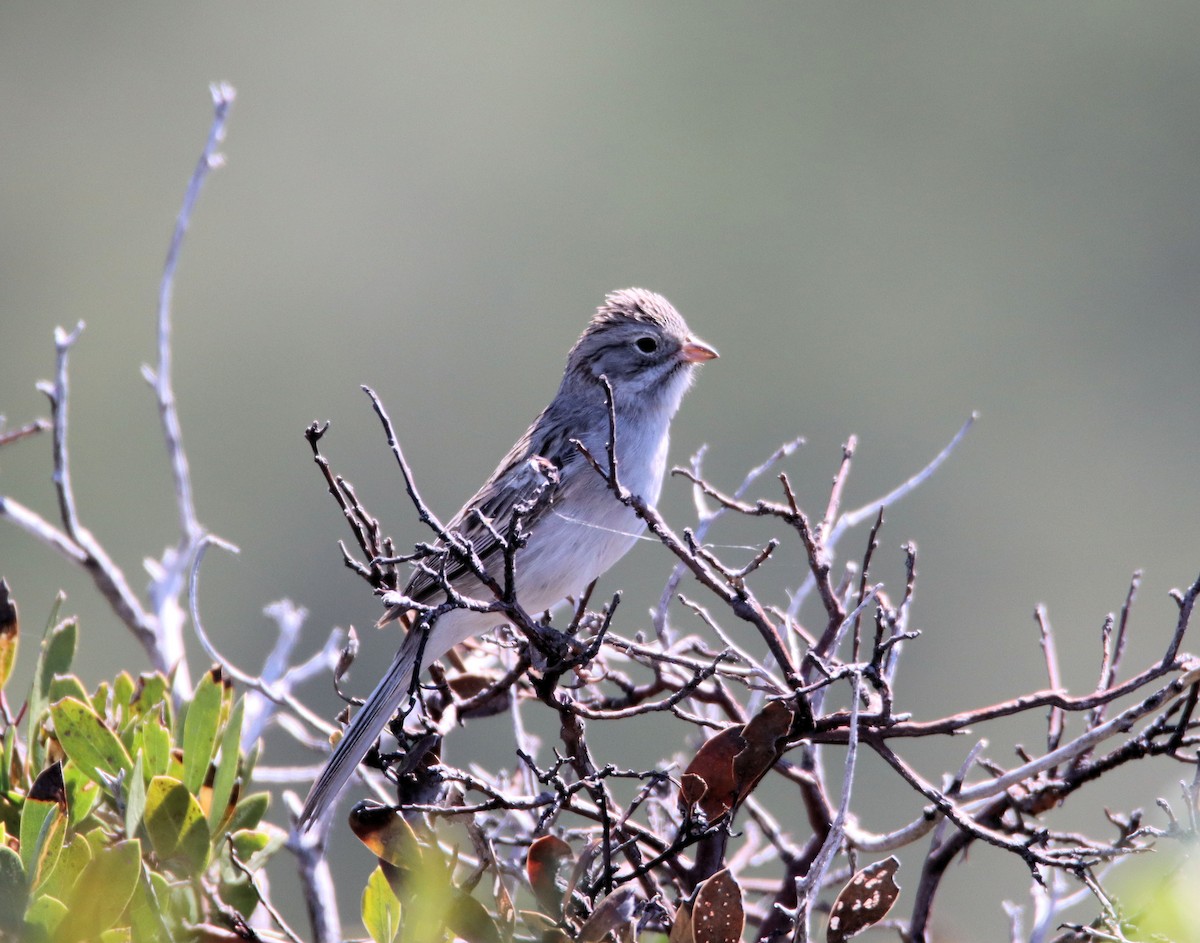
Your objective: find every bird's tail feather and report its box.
[297,627,423,831]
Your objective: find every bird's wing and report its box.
[399,449,564,607]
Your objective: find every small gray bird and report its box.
[298,288,716,830]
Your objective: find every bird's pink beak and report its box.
[680,338,719,363]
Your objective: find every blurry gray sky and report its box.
[2,4,1198,937]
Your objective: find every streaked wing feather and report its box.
[402,448,563,604]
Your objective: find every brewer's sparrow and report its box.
[298,288,716,829]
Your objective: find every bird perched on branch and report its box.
[298,288,717,830]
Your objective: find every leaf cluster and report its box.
[0,588,283,942]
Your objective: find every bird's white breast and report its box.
[512,408,671,613]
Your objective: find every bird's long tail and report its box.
[297,625,424,831]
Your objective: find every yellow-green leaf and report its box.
[0,843,25,935]
[19,795,60,875]
[50,697,133,786]
[446,891,502,943]
[63,761,100,827]
[38,832,91,905]
[125,752,147,838]
[57,839,141,942]
[226,791,269,834]
[28,807,67,892]
[91,679,111,718]
[27,615,76,771]
[113,672,135,713]
[231,823,284,874]
[139,713,171,779]
[181,669,222,793]
[23,892,67,940]
[206,697,243,834]
[48,674,89,706]
[130,673,170,719]
[362,865,402,943]
[1,726,16,795]
[143,777,210,873]
[128,868,171,943]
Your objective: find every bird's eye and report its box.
[635,336,658,354]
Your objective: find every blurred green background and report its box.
[2,3,1198,938]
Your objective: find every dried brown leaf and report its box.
[732,701,792,807]
[826,856,900,943]
[681,727,746,820]
[693,869,743,943]
[526,835,573,918]
[668,900,694,943]
[576,887,637,943]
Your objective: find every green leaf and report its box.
[228,825,284,873]
[38,832,91,906]
[129,673,171,728]
[181,669,222,794]
[101,928,133,943]
[125,752,147,838]
[28,806,66,891]
[43,593,66,638]
[143,777,210,873]
[229,827,270,861]
[127,867,171,943]
[49,674,90,706]
[19,796,59,875]
[50,697,133,786]
[446,891,502,943]
[207,697,243,835]
[218,870,258,919]
[63,761,100,827]
[91,679,112,718]
[113,672,135,712]
[0,843,25,934]
[57,839,141,942]
[26,615,77,770]
[23,892,67,942]
[139,713,171,779]
[241,738,260,786]
[362,865,402,943]
[1,726,15,796]
[225,791,269,834]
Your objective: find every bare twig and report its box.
[146,81,234,546]
[0,418,50,448]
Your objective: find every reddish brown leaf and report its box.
[526,834,573,917]
[679,773,707,811]
[692,869,743,943]
[681,726,747,819]
[668,900,694,943]
[447,673,493,699]
[682,701,793,820]
[493,871,516,931]
[826,856,900,943]
[732,701,793,807]
[577,887,637,943]
[449,672,512,718]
